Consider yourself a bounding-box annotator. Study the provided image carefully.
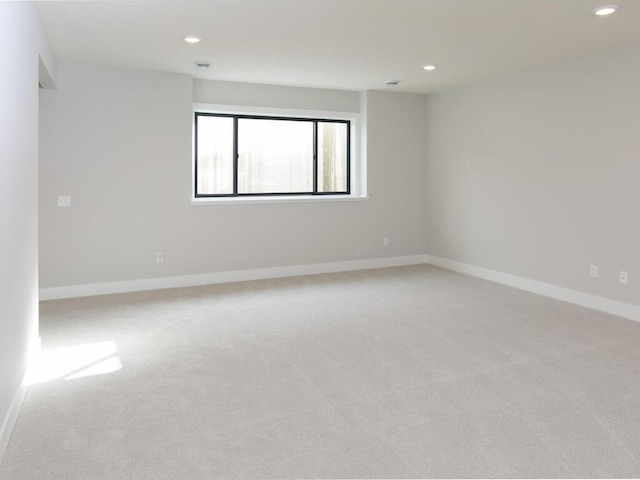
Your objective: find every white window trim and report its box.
[191,103,366,205]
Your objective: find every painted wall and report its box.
[0,2,55,459]
[39,66,429,288]
[194,79,360,112]
[425,43,640,306]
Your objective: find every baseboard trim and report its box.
[426,255,640,322]
[0,336,40,466]
[40,254,640,321]
[0,384,26,465]
[39,255,430,300]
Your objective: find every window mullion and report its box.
[313,121,318,194]
[233,117,239,195]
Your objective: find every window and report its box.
[195,112,350,198]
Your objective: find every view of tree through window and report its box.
[318,122,348,193]
[195,113,350,197]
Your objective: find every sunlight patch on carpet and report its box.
[25,341,122,385]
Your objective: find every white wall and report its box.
[39,66,429,289]
[425,43,640,307]
[36,40,640,310]
[194,79,360,112]
[0,2,55,461]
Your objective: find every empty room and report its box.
[2,0,640,478]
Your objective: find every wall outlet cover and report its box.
[619,271,628,285]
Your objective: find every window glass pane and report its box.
[238,118,313,194]
[318,122,348,193]
[197,116,234,195]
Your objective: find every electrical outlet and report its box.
[156,251,165,263]
[590,265,598,278]
[619,271,628,285]
[57,195,71,207]
[383,236,389,247]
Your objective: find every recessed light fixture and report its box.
[592,5,619,16]
[194,61,212,69]
[182,35,201,44]
[385,80,400,86]
[422,64,438,71]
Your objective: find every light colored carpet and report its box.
[1,265,640,479]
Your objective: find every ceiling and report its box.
[36,0,640,94]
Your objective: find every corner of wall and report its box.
[38,55,57,89]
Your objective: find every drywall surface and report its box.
[425,43,640,306]
[39,67,428,288]
[194,79,360,112]
[364,90,429,253]
[0,2,54,460]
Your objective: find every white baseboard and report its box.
[426,255,640,322]
[39,255,430,301]
[0,336,40,465]
[39,254,640,322]
[0,384,27,465]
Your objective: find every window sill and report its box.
[191,195,369,206]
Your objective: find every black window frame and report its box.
[194,112,351,198]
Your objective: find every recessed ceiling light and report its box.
[385,80,400,86]
[194,61,212,69]
[182,35,201,44]
[422,64,438,71]
[592,5,619,16]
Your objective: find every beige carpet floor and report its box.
[1,265,640,479]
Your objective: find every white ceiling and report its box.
[36,0,640,94]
